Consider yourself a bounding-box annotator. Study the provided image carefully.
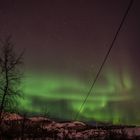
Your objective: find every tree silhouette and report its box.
[0,37,24,124]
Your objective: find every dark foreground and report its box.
[0,113,140,140]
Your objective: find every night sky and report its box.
[0,0,140,125]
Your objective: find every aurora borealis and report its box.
[18,69,137,124]
[0,0,140,125]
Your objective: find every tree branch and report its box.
[8,49,25,71]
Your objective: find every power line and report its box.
[74,0,134,120]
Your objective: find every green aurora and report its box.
[16,70,139,125]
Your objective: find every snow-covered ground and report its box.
[2,113,140,139]
[125,127,140,137]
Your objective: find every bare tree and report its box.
[0,37,24,124]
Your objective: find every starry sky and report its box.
[0,0,140,125]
